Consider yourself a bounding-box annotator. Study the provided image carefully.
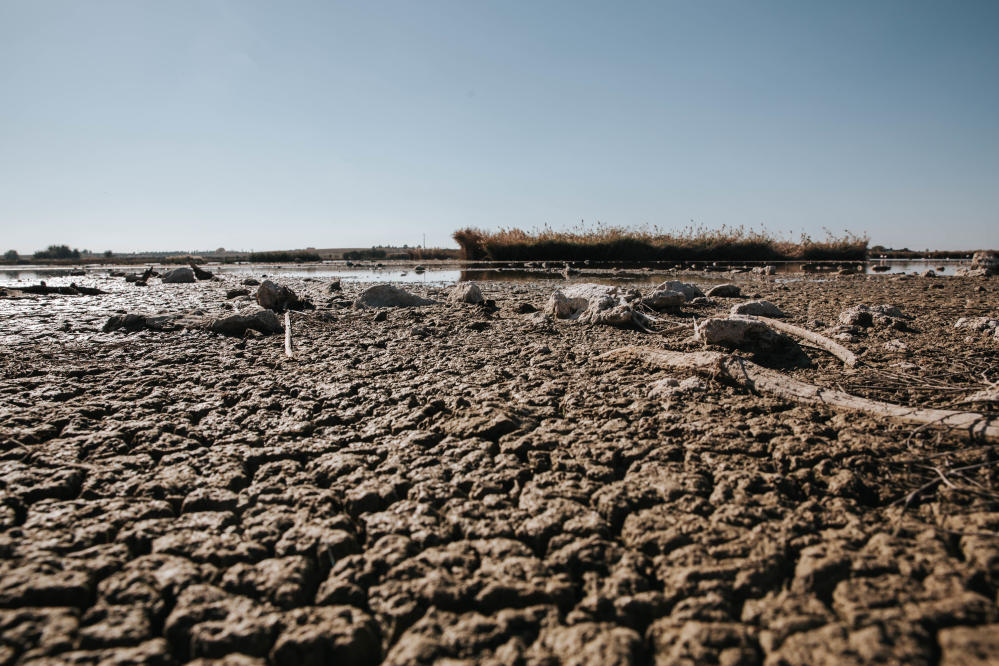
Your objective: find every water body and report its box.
[0,259,967,286]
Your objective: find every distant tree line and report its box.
[1,245,111,263]
[1,245,460,265]
[247,250,322,263]
[342,249,387,260]
[33,244,82,260]
[868,245,971,259]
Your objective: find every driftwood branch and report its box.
[600,346,999,442]
[284,312,294,358]
[755,316,859,367]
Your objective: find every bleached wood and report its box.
[600,346,999,442]
[755,316,859,367]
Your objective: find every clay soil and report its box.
[1,269,998,665]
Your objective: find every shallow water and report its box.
[0,258,968,286]
[0,265,462,286]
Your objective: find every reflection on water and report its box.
[219,267,464,284]
[0,269,87,283]
[0,265,461,285]
[0,259,970,286]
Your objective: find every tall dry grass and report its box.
[453,223,868,262]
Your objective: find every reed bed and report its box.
[453,224,868,262]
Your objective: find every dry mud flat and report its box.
[1,271,998,665]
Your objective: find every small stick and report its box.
[894,477,942,507]
[284,312,293,358]
[930,466,959,490]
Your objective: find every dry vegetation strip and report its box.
[453,224,868,262]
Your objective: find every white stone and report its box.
[546,283,653,328]
[353,284,435,308]
[655,281,704,301]
[695,315,785,349]
[449,282,484,304]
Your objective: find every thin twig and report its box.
[930,466,959,490]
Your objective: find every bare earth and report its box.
[1,268,998,665]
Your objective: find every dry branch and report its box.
[284,312,293,358]
[754,316,860,367]
[600,346,999,442]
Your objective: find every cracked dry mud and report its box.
[2,269,998,665]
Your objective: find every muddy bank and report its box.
[1,270,998,664]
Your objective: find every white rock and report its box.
[655,281,704,301]
[694,315,786,349]
[956,252,998,277]
[971,251,999,274]
[449,282,484,304]
[955,317,999,332]
[546,283,653,328]
[957,267,991,278]
[354,284,435,308]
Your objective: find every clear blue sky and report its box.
[2,0,997,253]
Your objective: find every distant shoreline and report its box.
[0,249,984,267]
[869,249,979,259]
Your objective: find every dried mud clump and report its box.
[0,268,997,664]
